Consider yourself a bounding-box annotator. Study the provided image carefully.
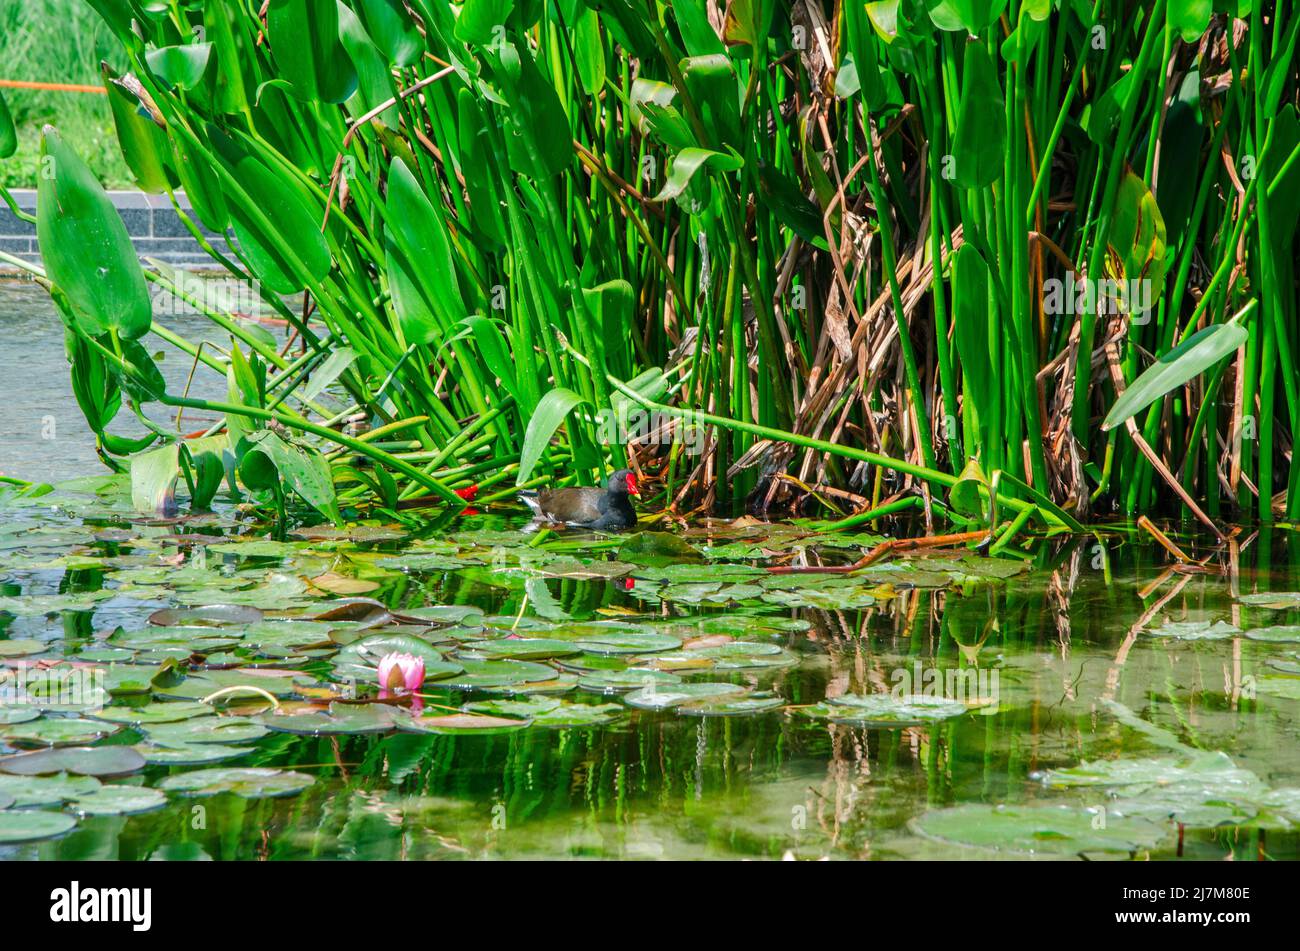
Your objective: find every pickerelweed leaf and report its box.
[37,127,152,340]
[1102,306,1253,432]
[517,388,590,486]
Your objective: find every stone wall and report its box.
[0,189,229,272]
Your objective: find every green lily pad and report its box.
[804,693,971,726]
[0,772,101,807]
[91,701,215,725]
[395,712,532,735]
[331,633,460,683]
[434,659,559,691]
[0,810,78,843]
[0,638,48,657]
[132,743,255,766]
[260,703,397,735]
[142,716,270,745]
[576,669,683,693]
[1145,619,1241,640]
[0,592,114,615]
[0,707,41,725]
[68,784,167,816]
[1238,592,1300,609]
[158,767,315,799]
[623,682,748,711]
[616,532,705,566]
[147,605,265,627]
[459,638,582,660]
[679,694,785,717]
[912,803,1169,855]
[1,717,120,747]
[0,745,145,778]
[1245,626,1300,643]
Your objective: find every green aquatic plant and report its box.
[0,1,1296,533]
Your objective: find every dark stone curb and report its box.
[0,189,229,272]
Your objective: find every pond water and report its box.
[1,485,1299,861]
[0,279,231,485]
[2,282,1299,861]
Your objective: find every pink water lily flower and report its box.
[377,652,425,695]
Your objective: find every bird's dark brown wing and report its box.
[536,487,606,524]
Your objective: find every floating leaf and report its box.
[0,811,78,843]
[913,803,1168,855]
[158,766,315,798]
[0,746,145,778]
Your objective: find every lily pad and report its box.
[1,717,120,747]
[1145,619,1241,640]
[623,682,748,711]
[67,784,167,816]
[91,701,215,725]
[260,702,397,735]
[148,604,264,627]
[142,716,270,745]
[158,767,315,799]
[0,638,48,657]
[1245,626,1300,643]
[804,693,970,726]
[395,712,532,735]
[0,772,101,807]
[0,810,78,843]
[576,669,683,693]
[912,803,1168,855]
[0,745,145,778]
[678,694,785,717]
[132,743,255,766]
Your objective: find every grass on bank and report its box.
[0,0,130,189]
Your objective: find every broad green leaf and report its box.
[145,43,213,89]
[951,40,1005,188]
[131,442,181,515]
[37,127,152,340]
[949,457,989,518]
[301,346,359,402]
[354,0,425,66]
[653,147,743,202]
[1169,0,1213,42]
[951,243,993,415]
[573,7,605,95]
[455,0,514,44]
[339,1,400,127]
[102,66,174,193]
[517,387,589,485]
[211,129,331,293]
[242,429,342,523]
[384,156,462,343]
[204,0,252,115]
[1102,304,1254,432]
[266,0,358,103]
[1107,171,1168,299]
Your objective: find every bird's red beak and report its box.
[625,473,640,497]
